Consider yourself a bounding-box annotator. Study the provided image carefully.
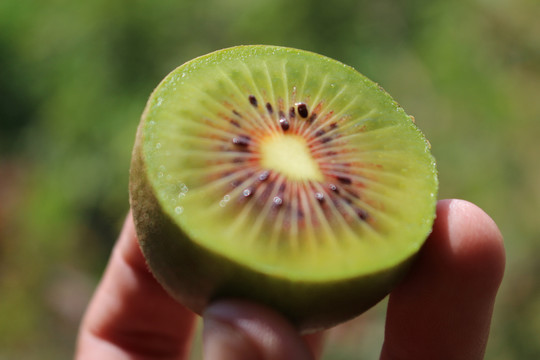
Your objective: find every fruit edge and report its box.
[141,45,439,278]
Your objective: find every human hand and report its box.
[75,199,505,359]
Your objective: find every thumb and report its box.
[203,299,320,360]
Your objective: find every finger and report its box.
[303,332,325,360]
[381,199,506,360]
[202,299,324,360]
[76,212,197,360]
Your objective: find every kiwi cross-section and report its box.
[129,45,438,332]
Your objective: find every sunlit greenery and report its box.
[1,0,539,358]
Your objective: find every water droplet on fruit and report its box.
[179,183,189,194]
[156,143,162,149]
[219,194,231,207]
[175,206,184,214]
[258,170,270,181]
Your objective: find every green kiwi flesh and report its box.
[129,45,438,332]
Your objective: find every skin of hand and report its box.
[75,199,505,360]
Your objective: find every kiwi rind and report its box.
[129,45,437,332]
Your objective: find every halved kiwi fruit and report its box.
[129,45,438,332]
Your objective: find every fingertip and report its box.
[445,199,506,289]
[381,199,506,360]
[423,199,506,298]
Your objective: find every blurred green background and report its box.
[1,0,539,358]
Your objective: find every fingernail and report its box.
[203,307,260,360]
[202,300,315,360]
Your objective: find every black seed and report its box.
[297,103,308,118]
[289,106,296,118]
[337,176,352,185]
[243,187,254,197]
[298,209,305,219]
[249,95,258,107]
[230,119,241,128]
[329,122,338,129]
[233,157,244,163]
[232,135,251,147]
[258,170,270,181]
[232,110,242,118]
[278,110,290,131]
[308,112,317,123]
[315,129,325,137]
[328,183,339,193]
[266,102,273,114]
[326,151,338,156]
[344,197,353,205]
[355,208,369,221]
[321,137,332,144]
[279,118,290,131]
[231,180,241,188]
[315,192,325,203]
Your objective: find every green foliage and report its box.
[1,0,539,358]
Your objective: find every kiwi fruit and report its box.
[129,45,438,333]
